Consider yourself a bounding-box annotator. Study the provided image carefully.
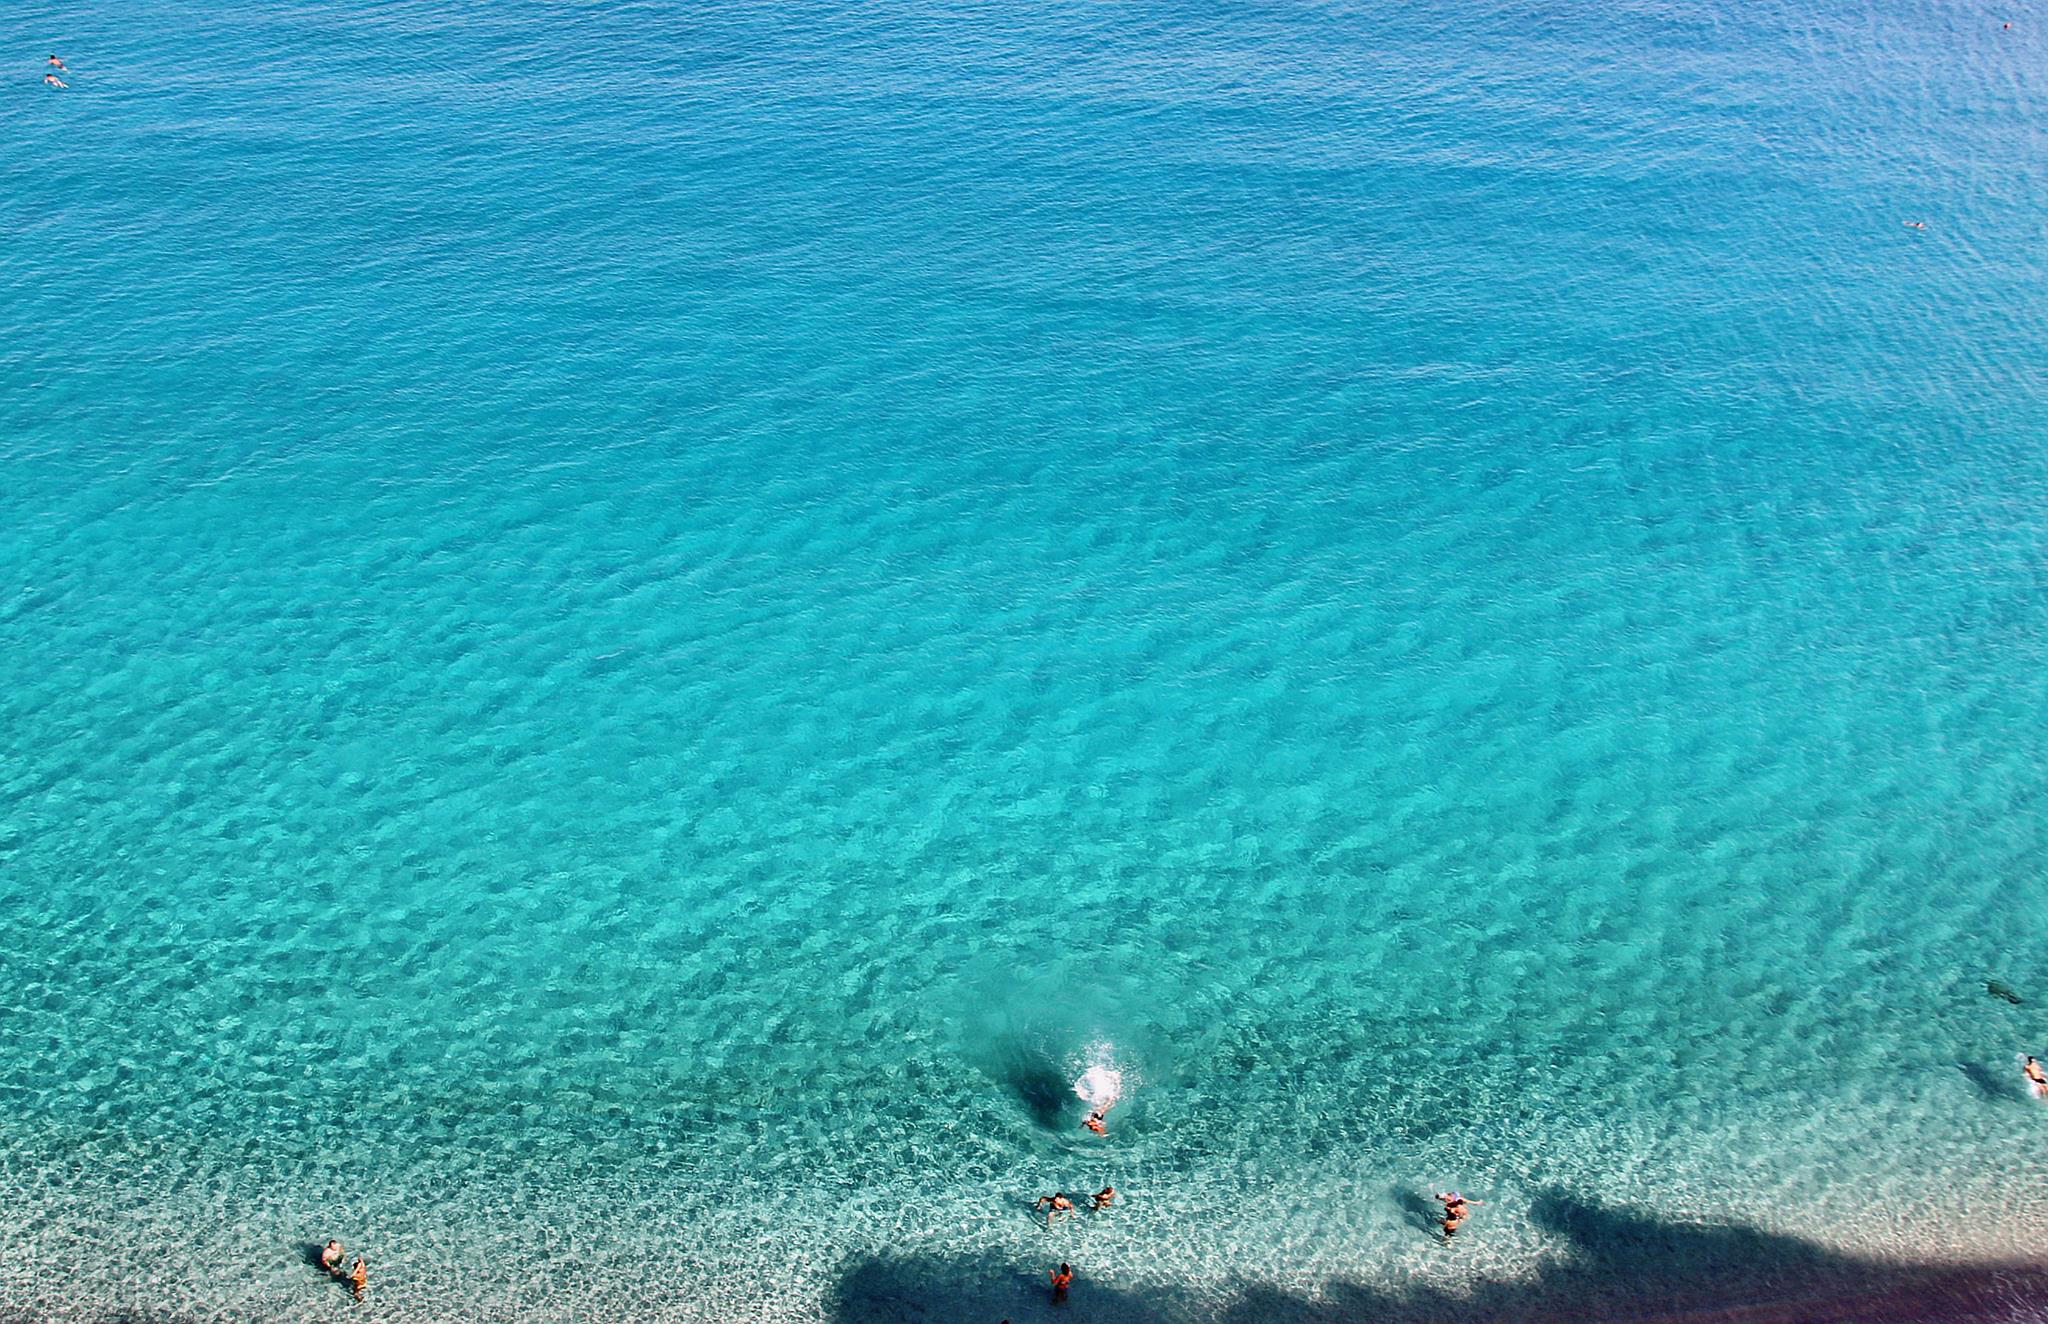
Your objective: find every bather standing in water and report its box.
[1034,1192,1076,1226]
[1434,1191,1481,1240]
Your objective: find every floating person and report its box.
[2024,1055,2048,1099]
[348,1257,368,1301]
[319,1240,345,1275]
[1050,1262,1074,1301]
[1903,220,1928,230]
[1434,1191,1482,1240]
[1073,1065,1122,1139]
[1034,1192,1076,1226]
[1089,1185,1115,1210]
[48,55,67,70]
[44,72,66,88]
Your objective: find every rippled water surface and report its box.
[3,0,2046,1319]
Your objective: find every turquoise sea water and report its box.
[4,0,2048,1319]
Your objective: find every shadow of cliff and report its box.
[828,1191,2048,1324]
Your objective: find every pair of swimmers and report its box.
[44,54,67,88]
[1033,1187,1115,1226]
[318,1240,369,1300]
[1433,1191,1482,1240]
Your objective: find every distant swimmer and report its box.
[1034,1192,1076,1226]
[1050,1262,1074,1301]
[319,1240,345,1275]
[1903,220,1928,230]
[44,72,66,88]
[2025,1055,2048,1099]
[1434,1191,1482,1240]
[1090,1186,1115,1210]
[48,55,67,70]
[348,1257,368,1301]
[1083,1110,1107,1135]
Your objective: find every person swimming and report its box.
[44,72,66,88]
[2024,1055,2047,1099]
[1083,1109,1108,1135]
[319,1240,345,1275]
[1050,1262,1074,1300]
[48,55,67,70]
[1034,1192,1076,1226]
[1903,220,1928,230]
[348,1257,368,1300]
[1434,1191,1481,1240]
[1089,1186,1115,1210]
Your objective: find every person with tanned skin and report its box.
[1033,1192,1075,1226]
[1050,1262,1074,1301]
[349,1257,368,1300]
[1434,1191,1482,1240]
[1089,1186,1115,1210]
[319,1240,344,1275]
[2025,1055,2047,1099]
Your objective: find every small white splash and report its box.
[1074,1057,1124,1110]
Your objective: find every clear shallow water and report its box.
[3,0,2047,1319]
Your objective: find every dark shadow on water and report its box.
[1006,1057,1075,1130]
[1958,1060,2026,1104]
[1387,1185,1442,1237]
[830,1191,2048,1324]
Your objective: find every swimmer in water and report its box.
[1434,1191,1482,1240]
[1904,220,1927,230]
[2024,1055,2047,1099]
[348,1257,368,1300]
[44,72,66,88]
[319,1240,345,1275]
[1090,1186,1115,1210]
[1083,1110,1107,1135]
[1050,1262,1074,1300]
[1034,1192,1076,1226]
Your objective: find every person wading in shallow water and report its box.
[2025,1055,2048,1099]
[1050,1262,1074,1301]
[1089,1186,1115,1210]
[1434,1191,1482,1240]
[348,1257,368,1301]
[1034,1192,1076,1226]
[319,1240,345,1275]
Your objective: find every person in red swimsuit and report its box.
[1050,1263,1074,1300]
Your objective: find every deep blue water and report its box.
[3,1,2047,1319]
